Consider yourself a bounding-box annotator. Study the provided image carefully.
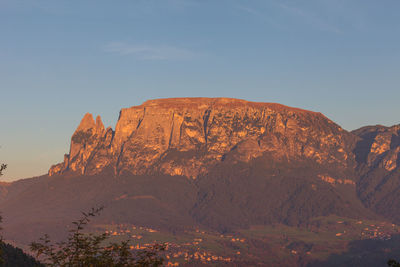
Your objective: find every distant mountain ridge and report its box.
[1,97,400,252]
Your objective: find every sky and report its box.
[1,0,400,181]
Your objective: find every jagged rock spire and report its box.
[76,113,96,132]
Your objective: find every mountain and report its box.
[49,98,357,179]
[43,98,374,227]
[1,98,400,265]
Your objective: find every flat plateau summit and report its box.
[49,97,355,179]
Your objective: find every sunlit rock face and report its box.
[353,125,400,172]
[49,114,109,176]
[49,98,357,178]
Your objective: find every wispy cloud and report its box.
[277,2,343,34]
[236,5,259,16]
[234,4,286,30]
[104,42,196,60]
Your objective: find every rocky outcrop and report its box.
[49,98,357,178]
[49,113,110,176]
[353,125,400,172]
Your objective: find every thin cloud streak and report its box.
[234,4,286,30]
[277,2,343,34]
[104,42,196,60]
[236,5,259,16]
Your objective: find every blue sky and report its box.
[1,0,400,181]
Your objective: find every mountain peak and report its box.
[76,113,96,131]
[95,115,105,134]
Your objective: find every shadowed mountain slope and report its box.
[352,125,400,221]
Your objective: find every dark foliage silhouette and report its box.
[0,163,6,177]
[30,206,165,267]
[388,259,400,267]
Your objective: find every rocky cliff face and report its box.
[49,98,357,178]
[353,125,400,172]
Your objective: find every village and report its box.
[101,224,241,266]
[329,220,398,241]
[99,219,400,265]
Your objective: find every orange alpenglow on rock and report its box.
[353,124,400,172]
[49,97,358,178]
